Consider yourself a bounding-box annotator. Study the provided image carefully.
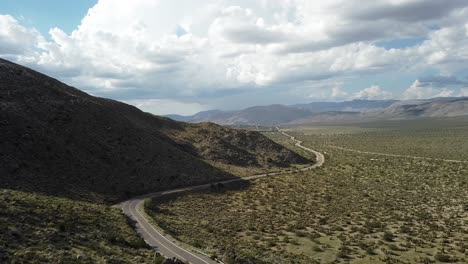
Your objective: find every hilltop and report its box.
[0,59,308,203]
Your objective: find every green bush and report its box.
[383,231,395,242]
[434,253,454,263]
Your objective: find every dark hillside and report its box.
[0,59,308,203]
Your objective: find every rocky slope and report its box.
[164,122,307,167]
[0,59,308,203]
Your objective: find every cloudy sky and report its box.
[1,0,468,115]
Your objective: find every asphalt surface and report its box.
[118,130,324,264]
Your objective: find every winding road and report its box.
[118,130,324,264]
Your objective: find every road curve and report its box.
[118,130,324,264]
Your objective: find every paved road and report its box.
[118,130,324,264]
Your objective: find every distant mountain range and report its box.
[167,97,468,125]
[167,104,313,125]
[292,99,398,112]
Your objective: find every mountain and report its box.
[376,97,468,118]
[292,99,398,112]
[293,98,468,124]
[216,105,312,125]
[167,105,314,125]
[167,98,468,126]
[164,114,190,122]
[0,59,308,203]
[166,110,227,122]
[164,100,399,126]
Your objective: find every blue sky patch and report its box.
[375,37,427,50]
[0,0,96,36]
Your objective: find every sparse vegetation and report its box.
[0,58,312,264]
[0,189,155,263]
[289,117,468,160]
[146,120,468,263]
[0,59,309,203]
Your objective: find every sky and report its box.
[1,0,468,115]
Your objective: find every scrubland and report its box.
[147,120,468,264]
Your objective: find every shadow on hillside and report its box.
[0,58,302,205]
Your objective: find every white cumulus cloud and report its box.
[403,80,456,99]
[0,15,44,57]
[331,85,348,99]
[1,0,468,113]
[354,85,392,100]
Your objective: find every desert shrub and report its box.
[434,253,455,263]
[337,246,352,259]
[313,245,324,252]
[383,231,395,242]
[366,246,377,255]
